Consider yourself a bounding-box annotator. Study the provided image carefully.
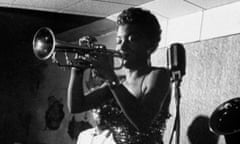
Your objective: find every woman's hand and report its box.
[78,35,118,83]
[87,52,117,82]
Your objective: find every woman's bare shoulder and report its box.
[144,67,170,91]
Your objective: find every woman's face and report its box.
[116,24,151,69]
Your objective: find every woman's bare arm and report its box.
[67,68,112,113]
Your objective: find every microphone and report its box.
[167,43,186,78]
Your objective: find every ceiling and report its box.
[1,0,240,41]
[1,0,240,18]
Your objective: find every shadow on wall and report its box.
[187,115,219,144]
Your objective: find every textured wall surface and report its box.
[162,34,240,144]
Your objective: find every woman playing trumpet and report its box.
[68,7,171,144]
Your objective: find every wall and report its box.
[158,2,240,144]
[165,34,240,144]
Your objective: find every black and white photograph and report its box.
[1,0,240,144]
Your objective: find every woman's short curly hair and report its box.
[117,7,162,53]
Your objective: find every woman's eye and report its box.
[128,35,137,43]
[116,37,122,44]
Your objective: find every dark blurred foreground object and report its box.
[209,97,240,144]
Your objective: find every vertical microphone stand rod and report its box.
[169,70,183,144]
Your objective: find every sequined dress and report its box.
[94,98,171,144]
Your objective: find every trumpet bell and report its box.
[33,27,55,60]
[209,97,240,135]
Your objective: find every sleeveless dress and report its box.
[93,96,171,144]
[78,69,171,144]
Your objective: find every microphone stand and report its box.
[169,70,182,144]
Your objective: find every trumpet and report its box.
[32,27,124,69]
